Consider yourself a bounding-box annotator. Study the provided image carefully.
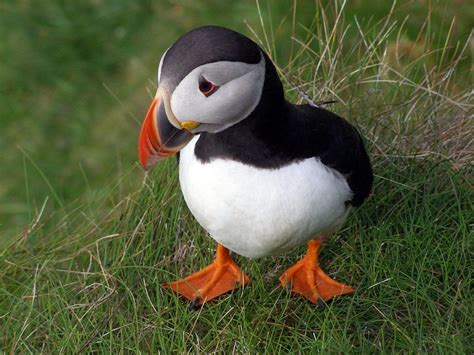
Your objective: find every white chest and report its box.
[179,136,352,258]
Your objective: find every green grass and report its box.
[1,0,473,352]
[1,158,472,352]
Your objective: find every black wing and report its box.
[193,102,373,207]
[292,104,373,207]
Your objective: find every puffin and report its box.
[138,25,373,307]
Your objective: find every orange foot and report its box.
[279,239,355,305]
[165,244,249,307]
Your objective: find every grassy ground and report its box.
[1,0,473,352]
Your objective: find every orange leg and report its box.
[165,244,249,306]
[279,239,355,304]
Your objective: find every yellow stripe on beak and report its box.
[180,121,201,130]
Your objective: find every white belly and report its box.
[179,136,352,258]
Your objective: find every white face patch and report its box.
[157,47,169,83]
[170,53,265,132]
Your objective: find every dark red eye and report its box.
[199,77,219,97]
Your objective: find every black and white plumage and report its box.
[139,25,373,259]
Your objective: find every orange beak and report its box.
[138,89,193,170]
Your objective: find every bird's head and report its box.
[138,25,282,170]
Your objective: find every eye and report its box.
[198,76,219,97]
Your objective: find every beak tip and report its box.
[139,161,149,171]
[138,144,150,171]
[139,151,162,171]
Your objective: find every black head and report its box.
[160,25,262,90]
[138,25,284,169]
